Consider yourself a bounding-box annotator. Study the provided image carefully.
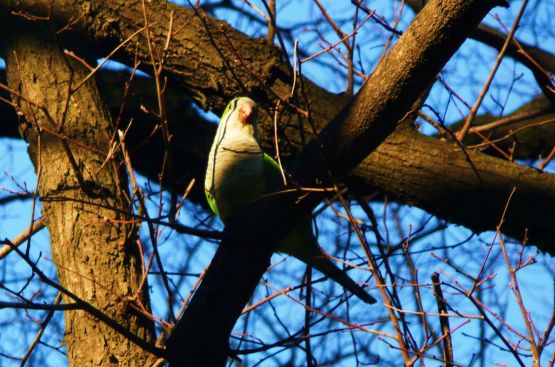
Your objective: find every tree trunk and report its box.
[0,0,554,252]
[3,24,157,366]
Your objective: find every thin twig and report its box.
[70,25,149,93]
[265,0,275,45]
[1,239,165,357]
[0,217,46,261]
[431,273,454,367]
[538,144,555,170]
[118,129,176,322]
[333,186,412,364]
[300,11,373,64]
[20,293,63,366]
[272,101,287,185]
[498,234,540,363]
[456,0,530,141]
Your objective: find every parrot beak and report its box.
[238,103,254,125]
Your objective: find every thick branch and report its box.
[0,1,552,366]
[354,126,555,245]
[293,0,508,181]
[167,0,506,365]
[454,95,555,160]
[404,0,555,104]
[0,0,553,252]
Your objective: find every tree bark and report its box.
[3,24,157,366]
[405,0,555,104]
[455,96,555,159]
[355,125,555,243]
[0,0,553,253]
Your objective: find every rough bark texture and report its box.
[458,96,555,159]
[0,0,554,252]
[292,0,507,180]
[0,0,349,140]
[355,126,555,241]
[3,26,156,366]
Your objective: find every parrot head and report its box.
[221,96,258,137]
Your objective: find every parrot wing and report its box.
[261,152,285,191]
[205,188,220,218]
[298,240,377,304]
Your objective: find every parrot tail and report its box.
[299,244,377,304]
[277,220,377,304]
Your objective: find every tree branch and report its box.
[165,0,507,364]
[0,0,552,250]
[404,0,555,104]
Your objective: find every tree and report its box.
[0,0,553,366]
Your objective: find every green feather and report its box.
[261,153,284,190]
[205,188,220,218]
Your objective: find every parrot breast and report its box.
[205,134,268,222]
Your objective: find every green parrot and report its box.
[204,96,376,304]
